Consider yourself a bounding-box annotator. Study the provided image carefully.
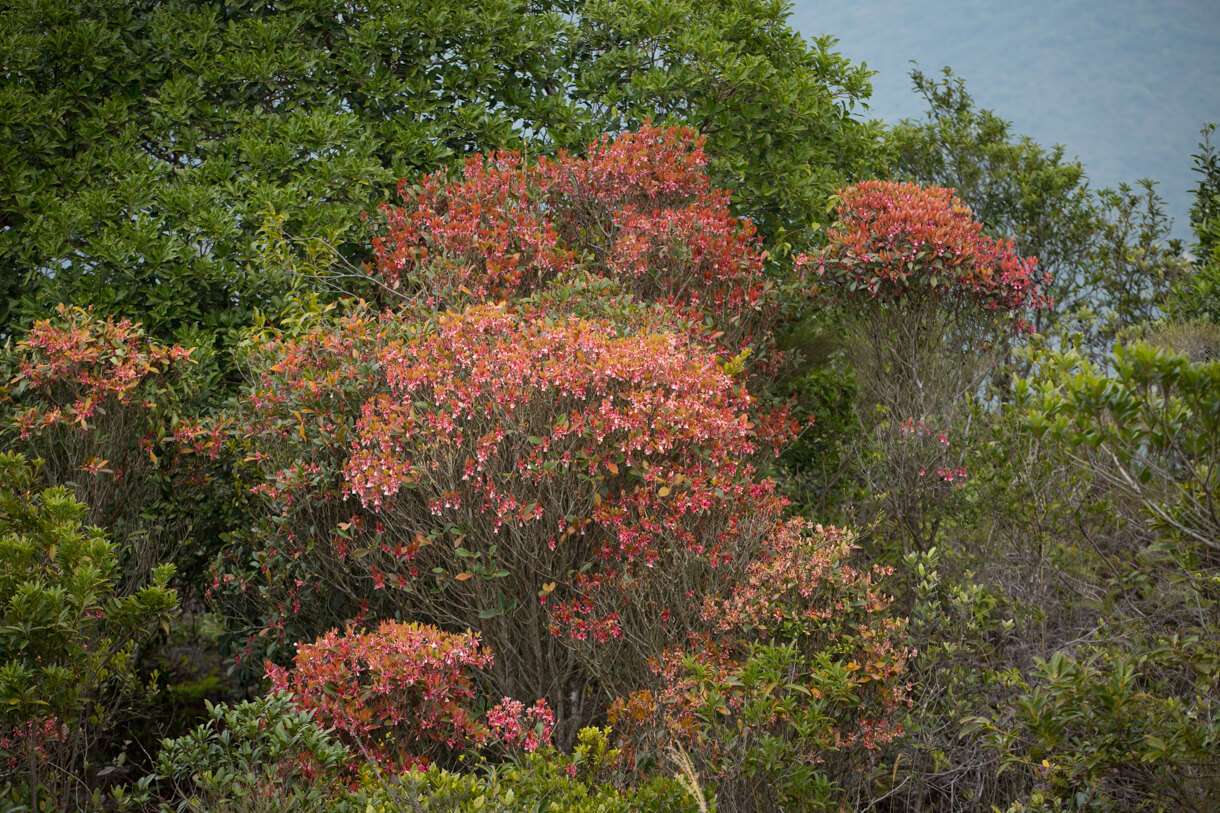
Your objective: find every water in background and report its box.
[790,0,1220,242]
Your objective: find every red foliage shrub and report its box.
[7,304,194,443]
[2,305,198,562]
[796,182,1050,552]
[703,521,906,658]
[216,299,793,739]
[267,621,494,770]
[372,124,771,349]
[801,181,1049,315]
[344,302,767,557]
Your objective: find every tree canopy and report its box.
[0,0,879,353]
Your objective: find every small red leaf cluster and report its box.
[801,181,1050,314]
[486,697,555,753]
[0,717,58,775]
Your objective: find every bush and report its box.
[965,646,1220,811]
[1018,341,1220,562]
[796,181,1049,552]
[154,700,699,813]
[0,453,177,810]
[364,727,703,812]
[156,692,361,813]
[266,621,522,771]
[611,521,912,811]
[214,298,792,741]
[2,305,202,586]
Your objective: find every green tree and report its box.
[0,0,878,357]
[0,453,177,809]
[1019,342,1220,561]
[945,343,1220,811]
[1190,124,1220,264]
[1172,124,1220,325]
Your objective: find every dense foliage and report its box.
[0,454,177,809]
[0,2,1216,810]
[0,0,877,358]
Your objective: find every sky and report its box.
[788,0,1220,241]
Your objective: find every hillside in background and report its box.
[792,0,1220,241]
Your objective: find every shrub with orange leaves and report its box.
[2,305,200,574]
[265,620,559,772]
[803,181,1049,314]
[610,521,912,811]
[796,182,1051,553]
[267,621,507,771]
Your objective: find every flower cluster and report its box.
[801,181,1050,315]
[486,698,555,752]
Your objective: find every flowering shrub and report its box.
[341,305,776,586]
[611,521,912,811]
[703,521,908,661]
[267,621,496,770]
[2,305,200,574]
[8,305,195,436]
[212,298,792,741]
[796,182,1049,552]
[372,124,771,350]
[802,181,1049,314]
